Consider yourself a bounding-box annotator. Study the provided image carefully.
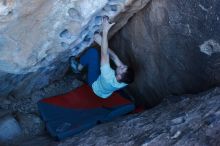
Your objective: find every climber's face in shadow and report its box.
[116,65,127,82]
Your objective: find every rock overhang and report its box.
[0,0,151,74]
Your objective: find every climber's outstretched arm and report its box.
[94,33,124,67]
[108,49,124,67]
[101,18,110,66]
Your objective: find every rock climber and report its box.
[70,16,134,98]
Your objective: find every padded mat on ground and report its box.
[38,84,135,140]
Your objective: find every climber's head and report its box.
[116,65,134,84]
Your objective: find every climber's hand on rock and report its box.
[102,16,115,33]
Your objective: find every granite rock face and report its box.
[110,0,220,107]
[57,86,220,146]
[0,0,151,99]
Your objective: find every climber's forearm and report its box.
[108,49,124,67]
[94,33,123,67]
[101,31,110,66]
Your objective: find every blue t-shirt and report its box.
[92,64,127,98]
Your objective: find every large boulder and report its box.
[0,0,151,99]
[110,0,220,107]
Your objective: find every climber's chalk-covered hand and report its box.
[102,16,115,33]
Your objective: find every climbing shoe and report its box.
[70,57,80,74]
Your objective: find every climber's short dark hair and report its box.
[120,67,134,84]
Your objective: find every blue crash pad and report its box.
[38,84,135,140]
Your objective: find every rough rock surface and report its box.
[110,0,220,107]
[0,0,151,99]
[57,86,220,146]
[0,74,82,146]
[16,113,45,136]
[0,74,82,113]
[0,115,22,144]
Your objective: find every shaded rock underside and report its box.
[110,0,220,107]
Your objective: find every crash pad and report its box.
[37,84,135,140]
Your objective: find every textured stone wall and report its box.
[110,0,220,107]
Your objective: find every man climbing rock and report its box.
[70,16,134,98]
